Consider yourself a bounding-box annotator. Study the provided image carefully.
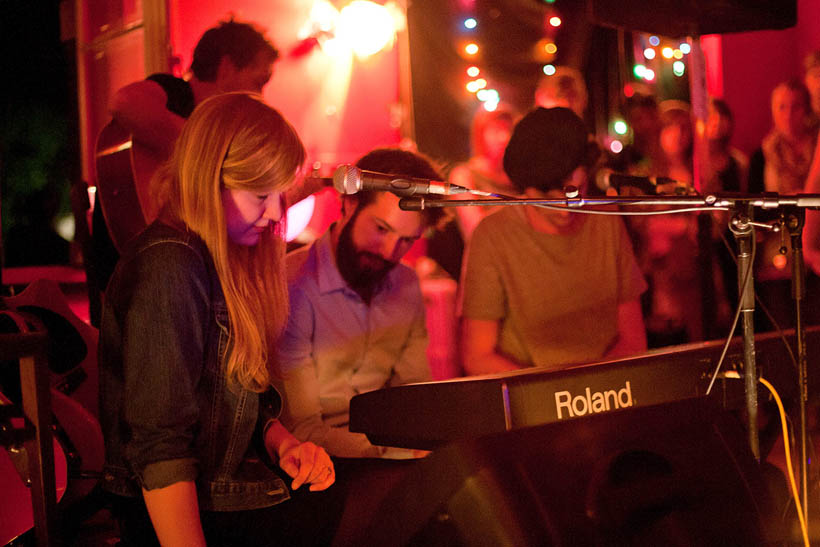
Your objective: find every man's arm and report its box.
[603,299,647,359]
[461,317,525,375]
[277,365,382,458]
[388,279,432,386]
[276,287,383,458]
[111,79,185,157]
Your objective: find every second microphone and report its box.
[333,164,473,197]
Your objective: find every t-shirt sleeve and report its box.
[615,218,648,303]
[146,73,195,118]
[458,217,506,321]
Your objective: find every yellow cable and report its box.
[759,376,809,547]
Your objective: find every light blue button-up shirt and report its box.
[275,229,431,457]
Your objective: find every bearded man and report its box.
[276,148,443,459]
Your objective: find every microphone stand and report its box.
[785,207,810,514]
[728,202,760,460]
[401,191,820,471]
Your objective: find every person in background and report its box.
[703,97,748,194]
[459,107,647,374]
[111,19,278,169]
[534,65,588,118]
[752,80,818,331]
[446,105,517,254]
[803,49,820,123]
[703,97,749,315]
[761,79,817,195]
[609,92,663,175]
[99,93,335,547]
[626,101,732,345]
[90,19,280,323]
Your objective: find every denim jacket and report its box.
[99,222,289,511]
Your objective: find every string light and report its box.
[455,1,566,109]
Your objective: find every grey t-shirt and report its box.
[459,206,647,369]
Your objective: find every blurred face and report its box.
[218,50,274,93]
[659,120,692,159]
[222,186,283,245]
[628,106,660,142]
[336,192,424,301]
[805,67,820,112]
[772,87,809,138]
[705,107,731,142]
[524,171,587,234]
[482,119,512,162]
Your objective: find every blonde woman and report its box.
[99,93,335,546]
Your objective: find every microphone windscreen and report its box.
[333,165,360,195]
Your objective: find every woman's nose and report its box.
[264,194,284,223]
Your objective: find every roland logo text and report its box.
[554,381,633,419]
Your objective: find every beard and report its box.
[335,212,397,304]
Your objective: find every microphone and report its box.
[595,169,681,195]
[333,165,477,197]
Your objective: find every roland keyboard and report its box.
[349,327,814,450]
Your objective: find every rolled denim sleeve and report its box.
[115,241,210,490]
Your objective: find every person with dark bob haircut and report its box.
[459,107,648,375]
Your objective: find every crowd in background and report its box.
[413,49,820,356]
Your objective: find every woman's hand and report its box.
[278,439,335,491]
[265,420,335,491]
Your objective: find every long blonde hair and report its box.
[154,92,305,391]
